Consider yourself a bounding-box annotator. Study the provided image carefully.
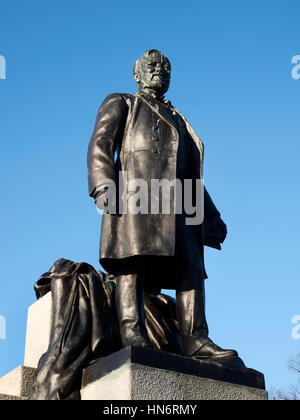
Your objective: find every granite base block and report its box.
[81,347,268,400]
[0,393,27,400]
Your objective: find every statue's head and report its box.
[133,49,171,96]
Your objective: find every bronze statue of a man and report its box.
[88,49,237,360]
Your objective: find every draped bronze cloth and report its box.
[28,258,183,400]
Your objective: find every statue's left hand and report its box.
[203,216,227,249]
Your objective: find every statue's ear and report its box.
[134,71,140,85]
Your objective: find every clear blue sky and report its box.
[0,0,299,395]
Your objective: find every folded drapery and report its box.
[29,258,183,400]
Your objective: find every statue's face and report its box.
[135,51,171,96]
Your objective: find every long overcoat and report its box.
[88,92,225,274]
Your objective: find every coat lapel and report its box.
[173,107,204,178]
[134,92,204,178]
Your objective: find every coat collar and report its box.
[135,91,179,135]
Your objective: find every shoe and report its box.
[191,338,238,360]
[128,337,153,348]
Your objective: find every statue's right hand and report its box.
[94,184,116,214]
[95,187,109,209]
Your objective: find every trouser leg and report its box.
[115,273,152,348]
[176,276,238,359]
[176,278,210,357]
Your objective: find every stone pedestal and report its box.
[0,293,268,400]
[0,294,51,399]
[81,347,268,400]
[24,292,52,368]
[0,366,37,400]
